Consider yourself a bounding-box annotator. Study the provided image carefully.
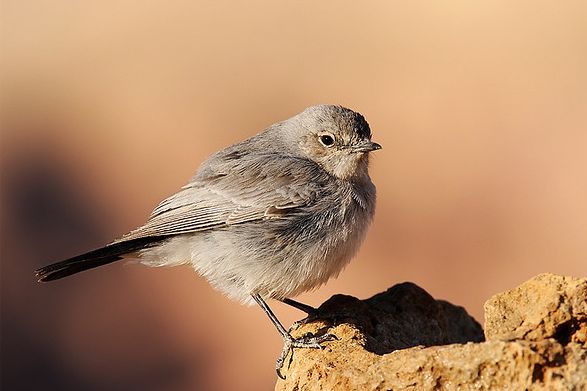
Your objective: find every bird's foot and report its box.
[275,332,338,379]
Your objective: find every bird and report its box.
[35,104,381,378]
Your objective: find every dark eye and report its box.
[319,134,335,147]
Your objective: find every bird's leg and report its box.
[252,294,336,379]
[280,298,317,315]
[279,297,322,333]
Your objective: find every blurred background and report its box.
[2,1,586,389]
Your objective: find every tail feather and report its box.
[35,236,168,282]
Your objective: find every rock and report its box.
[484,273,587,347]
[275,274,587,391]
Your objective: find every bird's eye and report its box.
[319,134,335,147]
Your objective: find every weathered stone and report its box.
[275,274,587,391]
[484,273,587,347]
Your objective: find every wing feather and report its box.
[116,153,327,242]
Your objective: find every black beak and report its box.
[352,140,382,153]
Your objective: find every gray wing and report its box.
[116,152,327,242]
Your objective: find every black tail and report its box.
[35,236,168,282]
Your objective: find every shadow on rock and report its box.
[307,282,485,355]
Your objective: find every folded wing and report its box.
[116,153,327,242]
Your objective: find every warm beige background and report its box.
[2,1,586,390]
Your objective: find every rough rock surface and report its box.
[275,273,587,390]
[485,273,587,347]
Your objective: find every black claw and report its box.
[276,368,286,380]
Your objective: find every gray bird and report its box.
[35,104,381,377]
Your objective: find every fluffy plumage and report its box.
[36,105,380,306]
